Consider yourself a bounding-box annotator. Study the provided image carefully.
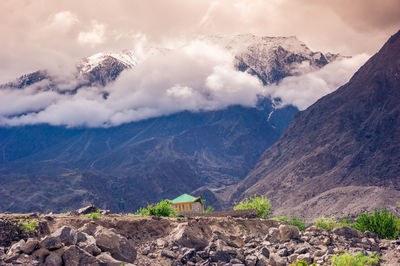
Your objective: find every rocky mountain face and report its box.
[232,30,400,219]
[1,212,399,265]
[0,35,341,213]
[207,34,342,84]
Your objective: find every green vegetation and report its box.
[315,217,341,230]
[15,219,39,234]
[331,252,380,266]
[135,200,176,217]
[353,207,399,239]
[204,206,214,214]
[271,216,306,231]
[290,261,316,266]
[234,194,271,219]
[85,210,101,219]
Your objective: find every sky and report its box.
[0,0,399,127]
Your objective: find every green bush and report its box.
[315,217,340,230]
[331,252,380,266]
[135,201,176,217]
[15,219,39,234]
[271,216,288,222]
[148,201,176,217]
[288,217,306,231]
[204,206,214,214]
[353,207,399,239]
[234,194,271,219]
[338,216,353,227]
[85,210,101,219]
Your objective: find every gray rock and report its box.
[277,248,288,257]
[32,248,50,263]
[76,205,99,215]
[297,253,312,264]
[45,253,62,266]
[97,252,129,266]
[21,238,40,254]
[245,255,258,266]
[161,249,177,259]
[76,231,88,244]
[294,246,309,254]
[181,248,196,263]
[141,246,151,255]
[269,253,287,266]
[95,227,136,262]
[4,239,25,263]
[333,226,363,239]
[171,223,209,250]
[51,226,76,246]
[265,227,280,242]
[260,247,270,258]
[41,236,63,250]
[364,231,378,239]
[62,245,105,266]
[279,225,300,242]
[209,250,230,262]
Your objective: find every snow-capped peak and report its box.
[80,50,137,73]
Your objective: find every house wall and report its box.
[172,202,203,214]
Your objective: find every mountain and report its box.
[206,34,343,84]
[232,30,400,219]
[0,35,342,213]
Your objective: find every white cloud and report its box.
[78,20,105,47]
[50,11,79,29]
[0,42,368,128]
[265,54,369,110]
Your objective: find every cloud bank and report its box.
[0,41,368,128]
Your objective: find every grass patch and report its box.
[271,216,306,231]
[234,194,271,219]
[315,217,340,230]
[15,219,39,234]
[85,210,101,219]
[331,252,380,266]
[353,207,399,239]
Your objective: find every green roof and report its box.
[167,193,200,204]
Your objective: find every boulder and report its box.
[40,236,63,250]
[209,250,230,262]
[95,227,136,262]
[161,250,177,259]
[75,205,99,215]
[265,227,280,242]
[97,252,132,266]
[260,247,270,258]
[279,225,300,242]
[45,253,63,266]
[32,248,50,263]
[4,239,25,263]
[297,253,312,264]
[51,226,76,246]
[269,253,287,266]
[21,238,40,254]
[171,223,209,250]
[333,226,363,239]
[62,245,105,266]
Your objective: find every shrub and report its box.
[315,217,340,230]
[288,217,306,231]
[234,194,271,219]
[353,207,399,239]
[134,207,150,216]
[290,260,316,266]
[135,201,176,217]
[338,216,353,227]
[15,219,39,234]
[204,206,214,214]
[331,252,380,266]
[148,201,176,217]
[271,216,288,222]
[85,210,101,219]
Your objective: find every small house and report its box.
[166,194,205,214]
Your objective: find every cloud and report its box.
[0,41,368,128]
[264,54,370,110]
[78,20,106,47]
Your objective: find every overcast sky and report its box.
[0,0,399,82]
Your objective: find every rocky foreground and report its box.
[0,210,400,265]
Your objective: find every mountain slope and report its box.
[232,30,400,219]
